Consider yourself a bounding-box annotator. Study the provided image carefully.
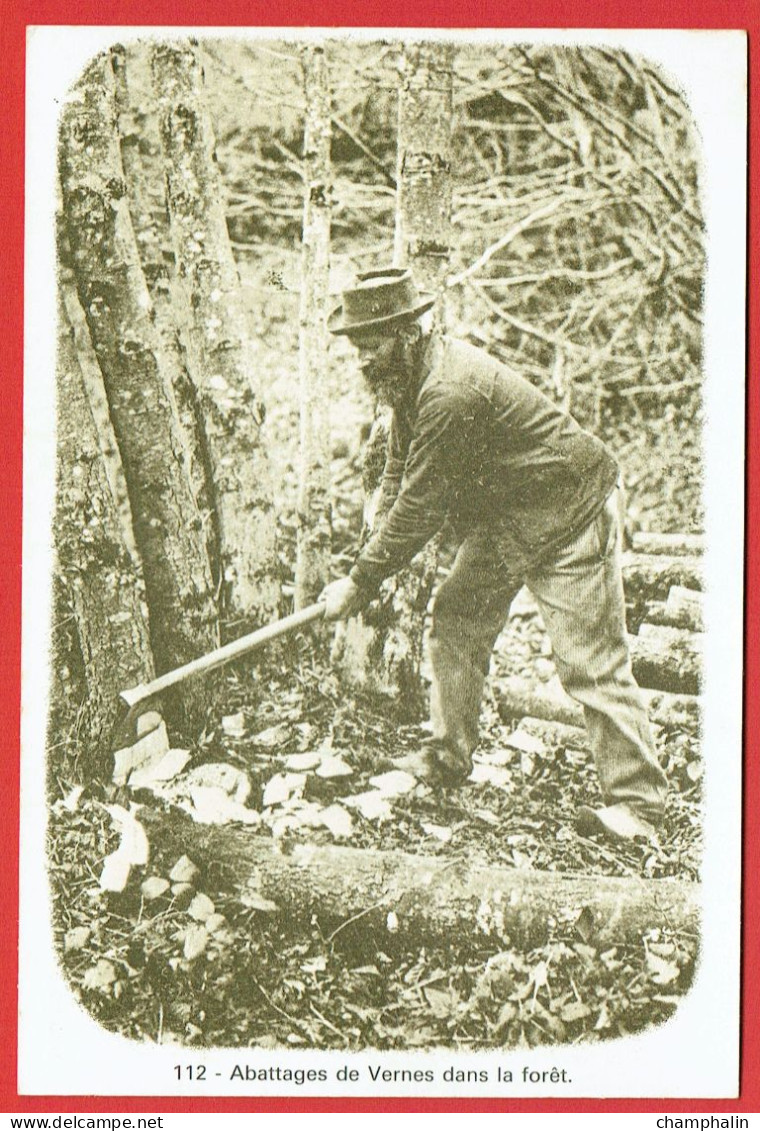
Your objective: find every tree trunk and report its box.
[337,42,455,718]
[157,816,699,950]
[631,624,702,696]
[110,42,218,569]
[631,532,704,557]
[394,41,454,299]
[497,674,700,731]
[622,553,702,601]
[646,586,704,632]
[58,57,220,709]
[152,40,279,627]
[53,286,155,772]
[295,43,332,608]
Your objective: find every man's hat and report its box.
[328,268,435,336]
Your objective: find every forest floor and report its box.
[47,258,703,1053]
[49,603,701,1051]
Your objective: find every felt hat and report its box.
[328,268,434,336]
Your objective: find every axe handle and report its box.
[120,601,325,709]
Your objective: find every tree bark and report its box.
[58,57,220,702]
[631,624,702,696]
[110,42,218,568]
[496,674,700,731]
[394,41,454,297]
[337,42,456,718]
[157,816,699,950]
[53,286,155,771]
[295,43,332,608]
[152,40,279,627]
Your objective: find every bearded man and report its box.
[320,268,667,843]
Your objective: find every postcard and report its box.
[18,24,746,1104]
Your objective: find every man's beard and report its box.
[362,335,418,406]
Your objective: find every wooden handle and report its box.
[120,602,325,708]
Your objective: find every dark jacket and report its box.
[349,336,619,594]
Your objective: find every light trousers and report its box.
[428,490,668,822]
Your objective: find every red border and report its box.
[2,0,755,1114]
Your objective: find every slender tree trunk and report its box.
[53,285,155,773]
[336,44,455,718]
[394,41,454,304]
[110,42,218,573]
[58,57,220,703]
[339,43,455,717]
[295,43,332,608]
[152,40,279,628]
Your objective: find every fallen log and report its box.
[631,532,703,557]
[496,676,700,731]
[631,624,702,696]
[622,554,702,601]
[646,586,704,633]
[155,813,700,949]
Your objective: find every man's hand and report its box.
[320,576,367,622]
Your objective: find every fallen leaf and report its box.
[58,786,84,813]
[473,808,500,826]
[205,913,228,934]
[169,855,200,885]
[171,883,195,908]
[594,1004,611,1030]
[316,755,354,779]
[468,763,512,789]
[531,960,549,990]
[221,712,246,738]
[64,926,91,952]
[82,959,117,992]
[319,804,354,839]
[284,751,323,772]
[476,748,515,767]
[263,773,306,808]
[301,955,328,974]
[99,854,131,894]
[560,1001,592,1023]
[646,951,680,985]
[504,729,545,755]
[141,876,170,901]
[187,892,216,922]
[183,925,209,961]
[368,770,416,796]
[421,822,453,843]
[343,791,393,821]
[424,988,455,1018]
[184,786,261,826]
[252,723,291,748]
[99,805,150,892]
[686,760,703,782]
[520,751,536,777]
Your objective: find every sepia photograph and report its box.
[19,25,746,1099]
